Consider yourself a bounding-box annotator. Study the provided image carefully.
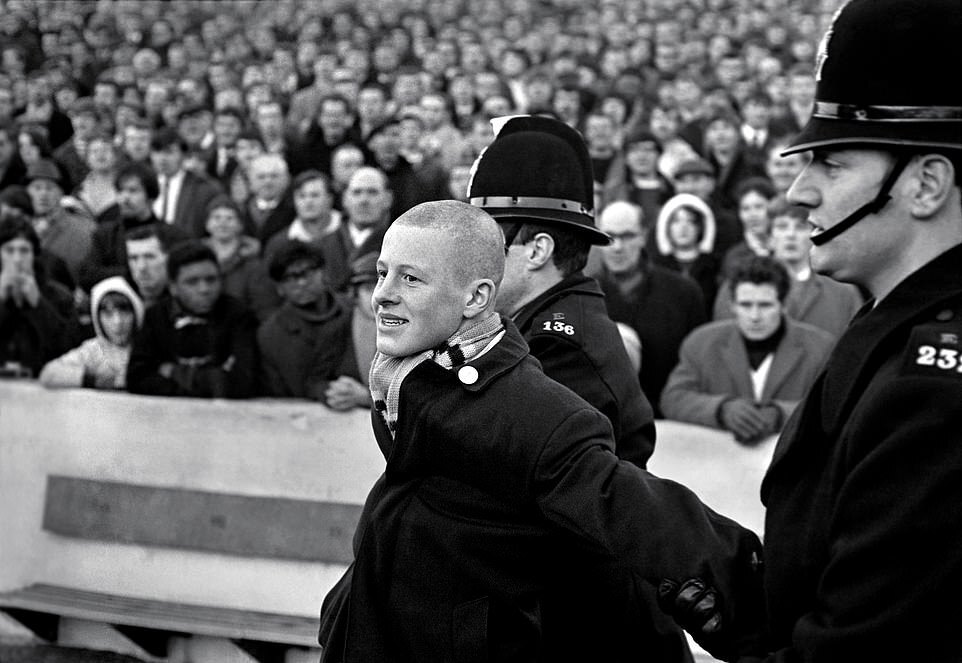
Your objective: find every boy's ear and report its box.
[463,278,496,319]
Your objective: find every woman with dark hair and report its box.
[0,213,76,377]
[652,192,721,315]
[16,123,54,170]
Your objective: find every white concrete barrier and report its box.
[0,381,384,617]
[0,380,769,654]
[647,422,772,537]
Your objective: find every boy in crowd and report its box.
[126,241,257,398]
[257,240,354,401]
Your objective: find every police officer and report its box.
[469,115,656,467]
[469,117,691,661]
[662,0,962,660]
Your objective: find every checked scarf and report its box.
[369,314,505,436]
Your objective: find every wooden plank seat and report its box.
[0,583,320,660]
[0,583,319,646]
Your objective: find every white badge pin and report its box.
[458,366,479,385]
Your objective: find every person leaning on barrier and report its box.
[318,200,765,663]
[257,239,354,402]
[0,213,76,378]
[127,240,257,399]
[661,1,962,660]
[660,255,834,444]
[40,275,144,390]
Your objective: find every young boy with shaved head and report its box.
[319,200,765,662]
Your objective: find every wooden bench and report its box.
[0,474,366,661]
[0,583,319,661]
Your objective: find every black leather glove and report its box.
[658,578,722,636]
[657,551,767,661]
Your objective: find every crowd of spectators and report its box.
[0,0,853,435]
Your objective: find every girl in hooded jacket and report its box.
[652,192,721,317]
[39,275,144,390]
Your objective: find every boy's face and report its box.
[171,260,222,315]
[373,223,469,357]
[277,258,326,307]
[99,302,135,346]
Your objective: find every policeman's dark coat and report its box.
[760,244,962,662]
[512,273,690,660]
[512,272,656,467]
[319,319,761,662]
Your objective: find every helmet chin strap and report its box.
[809,152,913,247]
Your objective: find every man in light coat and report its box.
[662,255,834,443]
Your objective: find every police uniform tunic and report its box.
[760,244,962,662]
[513,272,688,661]
[513,272,656,467]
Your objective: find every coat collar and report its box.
[370,317,531,463]
[410,316,530,394]
[513,272,602,332]
[818,243,962,434]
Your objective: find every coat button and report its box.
[936,309,954,322]
[458,366,479,385]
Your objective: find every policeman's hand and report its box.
[325,376,371,411]
[658,530,767,662]
[719,398,768,443]
[658,578,723,637]
[659,574,766,661]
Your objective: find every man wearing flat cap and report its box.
[469,115,689,661]
[662,1,962,660]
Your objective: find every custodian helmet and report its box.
[783,0,962,156]
[468,115,610,245]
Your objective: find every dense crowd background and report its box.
[0,0,856,431]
